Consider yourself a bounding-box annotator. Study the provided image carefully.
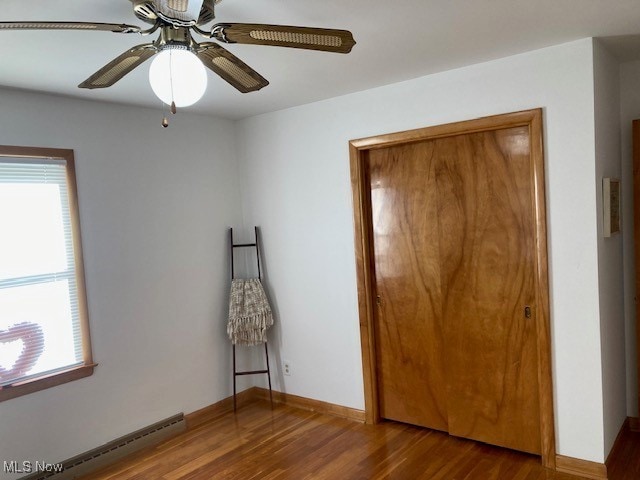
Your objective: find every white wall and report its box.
[236,39,609,462]
[0,89,243,479]
[593,40,626,457]
[620,59,640,419]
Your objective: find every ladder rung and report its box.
[232,243,257,248]
[235,369,269,376]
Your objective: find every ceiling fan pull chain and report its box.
[160,97,170,128]
[169,49,177,114]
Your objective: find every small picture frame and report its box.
[603,177,621,237]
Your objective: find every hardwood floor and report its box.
[84,400,639,479]
[607,424,640,479]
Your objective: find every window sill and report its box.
[0,364,97,403]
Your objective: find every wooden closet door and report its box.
[369,142,448,431]
[368,125,541,455]
[435,127,541,454]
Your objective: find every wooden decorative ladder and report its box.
[229,226,273,411]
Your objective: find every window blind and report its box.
[0,158,83,387]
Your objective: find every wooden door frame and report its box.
[633,120,640,430]
[349,109,556,469]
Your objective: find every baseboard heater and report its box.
[20,413,186,480]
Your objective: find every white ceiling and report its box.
[1,0,640,120]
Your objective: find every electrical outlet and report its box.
[283,360,291,376]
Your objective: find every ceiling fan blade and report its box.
[79,44,157,89]
[195,43,268,93]
[197,0,217,26]
[212,23,355,54]
[0,21,143,34]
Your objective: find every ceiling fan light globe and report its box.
[149,48,207,107]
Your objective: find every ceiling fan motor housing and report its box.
[130,0,219,26]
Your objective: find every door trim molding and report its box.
[633,120,640,421]
[348,109,556,469]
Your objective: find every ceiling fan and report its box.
[0,0,356,108]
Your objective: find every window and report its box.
[0,146,94,402]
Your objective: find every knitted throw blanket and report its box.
[227,278,273,346]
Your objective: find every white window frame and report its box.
[0,145,94,402]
